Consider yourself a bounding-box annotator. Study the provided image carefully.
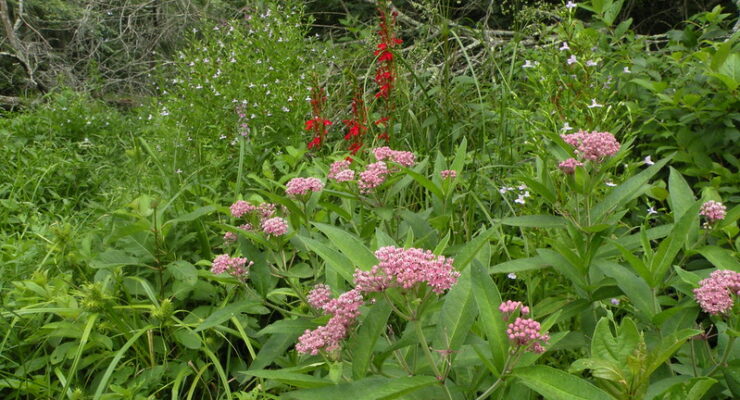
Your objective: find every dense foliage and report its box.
[1,1,739,399]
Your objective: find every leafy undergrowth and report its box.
[1,1,738,399]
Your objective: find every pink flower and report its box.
[507,317,550,353]
[261,217,288,236]
[561,130,620,162]
[558,158,583,174]
[694,269,740,315]
[372,146,416,167]
[328,160,355,182]
[286,177,324,196]
[223,231,237,244]
[440,169,457,179]
[238,223,253,231]
[211,254,253,277]
[257,203,276,219]
[499,300,530,319]
[358,161,389,193]
[307,284,333,309]
[354,246,460,294]
[296,288,364,355]
[230,200,256,218]
[700,201,726,224]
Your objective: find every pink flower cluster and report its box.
[440,169,457,179]
[358,161,389,194]
[228,200,288,237]
[261,217,289,237]
[499,300,530,319]
[211,254,253,277]
[285,177,324,196]
[354,246,460,294]
[500,299,549,353]
[373,146,416,167]
[507,317,550,354]
[561,130,621,163]
[558,158,584,175]
[693,269,740,315]
[230,200,256,218]
[700,201,726,224]
[296,286,364,355]
[328,160,355,182]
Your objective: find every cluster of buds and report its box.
[699,200,726,228]
[211,254,253,278]
[499,300,549,354]
[558,130,620,174]
[693,269,739,315]
[285,177,324,197]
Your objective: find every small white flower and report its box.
[587,99,603,108]
[559,42,570,51]
[219,134,227,140]
[605,181,617,187]
[586,60,598,67]
[610,298,620,306]
[623,66,631,73]
[647,207,658,215]
[567,55,577,65]
[176,169,183,174]
[562,122,573,131]
[522,60,535,68]
[515,196,527,205]
[643,156,654,165]
[507,273,517,280]
[566,1,577,10]
[518,184,528,191]
[281,106,290,112]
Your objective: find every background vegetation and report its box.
[1,0,738,399]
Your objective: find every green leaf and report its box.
[256,319,315,337]
[402,167,444,199]
[162,205,217,228]
[513,366,613,400]
[650,201,701,285]
[592,155,671,222]
[90,249,150,269]
[454,226,497,269]
[590,317,641,366]
[241,370,332,389]
[93,325,155,400]
[696,246,740,271]
[667,167,694,222]
[297,235,355,282]
[472,263,508,372]
[284,376,437,400]
[596,261,657,317]
[349,299,392,379]
[646,328,702,376]
[313,223,377,270]
[435,267,477,351]
[451,137,467,172]
[500,215,567,228]
[194,302,263,332]
[490,256,547,274]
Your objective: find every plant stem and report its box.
[413,319,442,379]
[707,336,736,376]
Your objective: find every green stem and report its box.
[707,336,736,376]
[413,319,442,379]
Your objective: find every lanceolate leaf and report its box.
[350,299,392,379]
[512,366,613,400]
[472,263,508,373]
[435,267,477,352]
[650,201,701,286]
[313,223,377,270]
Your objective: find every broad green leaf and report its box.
[668,167,694,221]
[650,201,701,285]
[536,249,586,289]
[472,263,508,372]
[489,256,547,274]
[194,302,264,332]
[402,167,444,199]
[451,137,467,172]
[592,155,671,222]
[696,246,740,271]
[591,317,641,366]
[313,223,377,270]
[513,366,612,400]
[349,299,392,379]
[646,328,702,376]
[162,205,217,228]
[596,261,657,317]
[454,226,497,269]
[435,267,477,352]
[284,376,437,400]
[90,249,150,269]
[500,215,567,228]
[297,235,355,282]
[256,319,315,337]
[241,370,332,389]
[569,358,625,383]
[250,332,300,370]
